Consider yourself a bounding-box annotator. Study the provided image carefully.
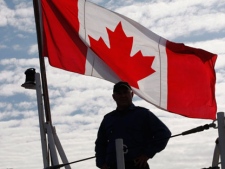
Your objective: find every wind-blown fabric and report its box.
[38,0,217,119]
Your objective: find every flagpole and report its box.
[33,0,52,124]
[32,1,72,168]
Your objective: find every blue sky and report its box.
[0,0,225,169]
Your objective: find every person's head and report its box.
[112,81,133,110]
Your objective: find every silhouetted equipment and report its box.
[21,68,36,89]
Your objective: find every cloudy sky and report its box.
[0,0,225,169]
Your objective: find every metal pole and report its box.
[33,0,52,124]
[212,138,219,167]
[46,124,59,166]
[35,73,49,167]
[217,112,225,169]
[115,139,125,169]
[53,127,71,169]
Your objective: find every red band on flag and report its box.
[41,0,88,73]
[166,41,217,119]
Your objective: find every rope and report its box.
[202,162,221,169]
[181,123,216,136]
[44,121,217,169]
[202,166,220,169]
[44,156,96,169]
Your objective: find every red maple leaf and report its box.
[88,22,155,89]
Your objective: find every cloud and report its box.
[17,33,28,38]
[89,0,105,4]
[12,44,21,50]
[0,0,14,27]
[0,44,7,49]
[115,0,225,39]
[0,0,35,32]
[0,57,39,68]
[28,44,38,55]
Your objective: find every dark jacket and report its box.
[95,104,171,168]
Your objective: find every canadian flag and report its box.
[39,0,217,119]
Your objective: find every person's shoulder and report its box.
[104,110,117,118]
[134,106,155,116]
[135,106,150,112]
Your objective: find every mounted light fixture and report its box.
[21,68,36,89]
